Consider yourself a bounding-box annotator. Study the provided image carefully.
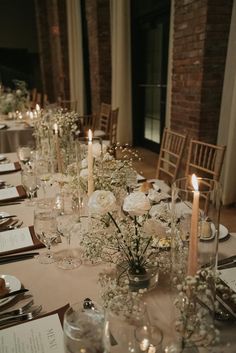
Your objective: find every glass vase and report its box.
[127,266,159,292]
[170,177,222,348]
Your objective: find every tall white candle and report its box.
[53,123,63,173]
[88,129,94,197]
[187,174,200,276]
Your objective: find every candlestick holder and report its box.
[171,176,221,278]
[170,176,222,349]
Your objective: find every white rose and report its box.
[123,191,151,216]
[88,190,116,215]
[16,89,22,96]
[80,168,88,179]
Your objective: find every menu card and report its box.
[219,267,236,293]
[0,314,65,353]
[0,162,21,174]
[0,226,44,256]
[0,185,26,201]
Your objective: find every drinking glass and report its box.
[135,325,163,352]
[21,167,38,206]
[103,294,148,353]
[63,300,104,353]
[17,145,32,165]
[34,203,58,264]
[56,193,81,270]
[36,158,52,204]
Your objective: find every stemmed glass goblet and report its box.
[34,204,58,264]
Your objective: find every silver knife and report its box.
[0,215,17,220]
[1,289,29,299]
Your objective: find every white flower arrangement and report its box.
[173,269,220,349]
[0,80,29,114]
[81,190,166,279]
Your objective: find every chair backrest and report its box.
[156,128,187,183]
[185,139,226,214]
[185,139,226,181]
[58,99,78,112]
[98,103,111,134]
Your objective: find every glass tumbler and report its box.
[63,301,104,353]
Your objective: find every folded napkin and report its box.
[0,162,21,175]
[0,124,8,130]
[0,226,44,256]
[0,185,26,202]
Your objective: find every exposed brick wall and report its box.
[171,0,232,144]
[85,0,111,114]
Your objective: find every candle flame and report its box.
[88,129,93,142]
[191,174,199,191]
[53,123,58,133]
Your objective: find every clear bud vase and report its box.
[170,176,221,349]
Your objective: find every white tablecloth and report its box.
[0,153,235,352]
[0,118,34,153]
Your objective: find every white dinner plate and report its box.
[0,211,10,226]
[0,274,21,307]
[219,224,229,240]
[0,154,6,161]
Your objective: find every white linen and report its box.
[0,163,16,173]
[0,227,33,253]
[0,186,19,200]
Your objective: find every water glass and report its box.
[135,325,163,352]
[56,193,81,270]
[103,294,148,353]
[17,145,32,165]
[34,203,58,264]
[21,168,38,206]
[63,301,104,353]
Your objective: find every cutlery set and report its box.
[217,255,236,270]
[0,219,23,232]
[0,304,42,327]
[0,252,39,265]
[0,292,42,327]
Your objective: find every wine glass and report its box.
[63,300,104,353]
[34,204,58,264]
[17,145,32,165]
[21,167,38,206]
[56,194,81,270]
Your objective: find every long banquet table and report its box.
[0,118,34,153]
[0,152,235,352]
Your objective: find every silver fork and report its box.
[0,299,34,317]
[0,305,42,326]
[0,220,23,232]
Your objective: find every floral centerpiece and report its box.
[80,190,168,292]
[0,80,29,114]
